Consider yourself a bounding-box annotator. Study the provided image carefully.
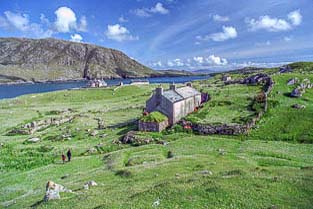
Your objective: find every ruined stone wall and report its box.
[138,120,169,132]
[186,75,274,135]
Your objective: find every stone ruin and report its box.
[187,74,274,135]
[138,120,169,132]
[8,115,76,135]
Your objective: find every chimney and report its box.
[170,83,176,91]
[186,82,192,87]
[156,86,163,96]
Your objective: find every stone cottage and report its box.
[146,84,202,125]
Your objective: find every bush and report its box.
[167,151,174,158]
[115,169,132,177]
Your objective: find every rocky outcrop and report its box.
[0,37,158,82]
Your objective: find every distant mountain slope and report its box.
[0,37,160,82]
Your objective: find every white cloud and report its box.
[54,7,77,32]
[78,16,87,32]
[118,16,128,23]
[284,36,292,42]
[150,3,169,14]
[212,14,229,22]
[246,16,291,32]
[70,33,83,42]
[152,61,163,67]
[40,14,50,25]
[132,2,169,17]
[173,58,184,66]
[288,10,302,26]
[0,11,53,38]
[105,24,138,42]
[206,55,228,65]
[246,10,302,32]
[193,56,204,64]
[4,11,29,31]
[205,26,237,42]
[150,55,228,69]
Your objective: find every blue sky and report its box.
[0,0,312,71]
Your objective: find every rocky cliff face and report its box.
[0,37,158,82]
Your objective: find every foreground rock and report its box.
[27,137,40,143]
[119,131,154,145]
[44,181,72,201]
[292,104,306,109]
[84,180,98,190]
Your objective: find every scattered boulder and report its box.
[152,199,160,207]
[120,131,153,145]
[83,180,98,190]
[90,130,98,137]
[27,137,41,143]
[218,148,226,155]
[86,147,97,154]
[44,181,71,201]
[60,174,70,179]
[198,170,213,176]
[291,104,305,109]
[290,88,303,97]
[287,78,299,85]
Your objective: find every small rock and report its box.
[96,143,104,148]
[291,104,305,109]
[86,180,98,186]
[198,170,213,176]
[83,184,89,190]
[84,180,97,189]
[87,147,97,154]
[61,174,70,179]
[90,130,98,137]
[27,137,40,143]
[152,199,160,207]
[217,148,226,155]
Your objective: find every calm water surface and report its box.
[0,75,210,99]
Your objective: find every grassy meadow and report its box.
[1,64,313,208]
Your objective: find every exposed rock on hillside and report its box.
[0,37,158,82]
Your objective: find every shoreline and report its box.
[0,73,210,86]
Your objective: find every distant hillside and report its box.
[0,37,162,83]
[157,69,195,76]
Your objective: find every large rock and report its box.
[44,181,71,201]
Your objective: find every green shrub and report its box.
[167,151,174,158]
[140,111,168,123]
[115,169,132,177]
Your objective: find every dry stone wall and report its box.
[186,74,274,135]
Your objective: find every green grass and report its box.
[1,67,313,208]
[187,80,261,125]
[140,111,168,123]
[247,73,313,143]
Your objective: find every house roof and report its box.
[163,90,183,103]
[162,86,200,103]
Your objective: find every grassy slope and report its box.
[187,79,261,125]
[247,73,313,143]
[0,69,313,208]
